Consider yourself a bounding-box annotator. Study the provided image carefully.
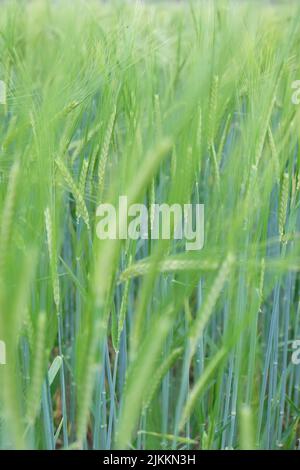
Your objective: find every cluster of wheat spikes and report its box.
[0,0,300,451]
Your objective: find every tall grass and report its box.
[0,0,300,450]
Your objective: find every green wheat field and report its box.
[0,0,300,450]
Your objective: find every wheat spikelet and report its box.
[117,273,130,351]
[296,172,300,193]
[259,258,265,302]
[98,106,117,201]
[63,100,80,115]
[44,207,60,310]
[244,164,258,225]
[217,112,231,162]
[26,311,47,424]
[77,159,89,219]
[79,160,89,194]
[70,122,102,165]
[55,157,90,229]
[119,258,219,282]
[211,142,220,188]
[267,126,280,181]
[23,309,34,352]
[291,173,297,209]
[180,347,227,430]
[254,96,275,168]
[143,347,183,410]
[189,252,235,358]
[207,75,219,150]
[87,141,101,182]
[279,172,289,243]
[0,161,20,276]
[254,72,282,169]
